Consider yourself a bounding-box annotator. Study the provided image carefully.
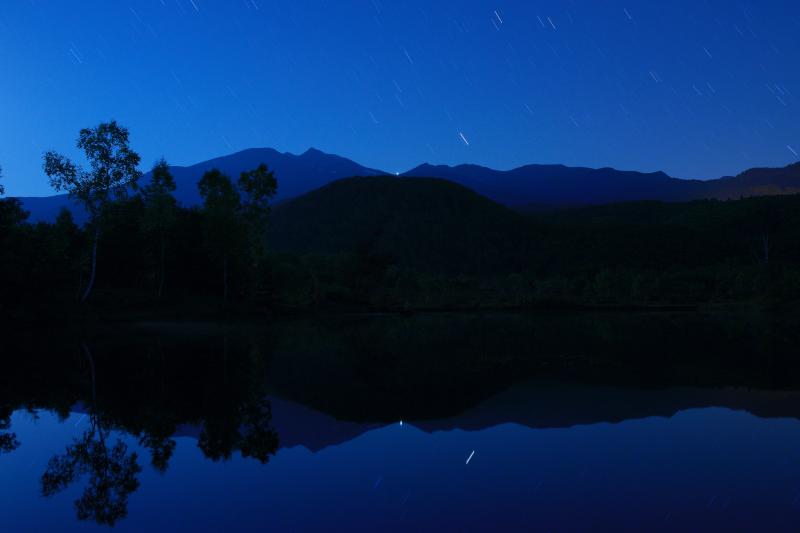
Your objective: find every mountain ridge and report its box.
[17,147,387,222]
[14,147,800,222]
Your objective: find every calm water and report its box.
[2,312,800,531]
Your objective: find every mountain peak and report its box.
[18,147,800,224]
[405,163,436,173]
[301,147,325,157]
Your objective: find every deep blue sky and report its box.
[1,0,798,196]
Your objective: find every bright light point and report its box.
[459,132,470,146]
[466,450,475,464]
[789,145,799,158]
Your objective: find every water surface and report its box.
[2,311,800,531]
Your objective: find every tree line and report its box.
[3,120,800,317]
[1,121,277,313]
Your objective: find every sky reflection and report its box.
[3,403,800,532]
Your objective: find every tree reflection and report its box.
[33,336,279,526]
[138,433,176,474]
[41,344,141,526]
[0,410,19,455]
[197,336,280,464]
[199,395,279,464]
[41,422,141,526]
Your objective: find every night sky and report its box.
[1,0,798,196]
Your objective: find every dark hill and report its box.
[268,176,530,275]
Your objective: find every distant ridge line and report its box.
[14,146,800,222]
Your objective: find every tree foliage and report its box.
[142,158,177,231]
[239,164,277,256]
[43,121,142,302]
[43,121,141,220]
[141,159,177,298]
[198,169,242,302]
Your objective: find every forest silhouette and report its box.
[2,121,800,320]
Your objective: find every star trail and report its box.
[0,0,798,195]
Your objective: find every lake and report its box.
[2,311,800,531]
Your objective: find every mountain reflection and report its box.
[2,311,800,526]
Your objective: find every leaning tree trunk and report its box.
[223,255,229,304]
[158,235,166,299]
[81,343,97,406]
[81,227,100,303]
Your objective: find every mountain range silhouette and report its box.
[16,147,800,222]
